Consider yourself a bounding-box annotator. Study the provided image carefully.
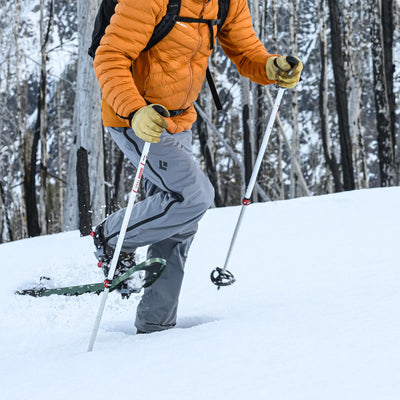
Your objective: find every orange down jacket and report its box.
[94,0,277,134]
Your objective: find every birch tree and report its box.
[13,0,28,237]
[38,0,54,235]
[343,0,368,189]
[289,0,301,198]
[55,83,65,228]
[319,0,341,192]
[261,0,284,200]
[0,179,13,242]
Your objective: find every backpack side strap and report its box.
[206,67,223,111]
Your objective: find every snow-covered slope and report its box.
[1,187,399,400]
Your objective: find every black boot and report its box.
[91,222,138,298]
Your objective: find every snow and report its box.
[1,187,400,399]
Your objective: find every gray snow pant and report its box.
[104,126,214,333]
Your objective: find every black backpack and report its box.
[88,0,230,110]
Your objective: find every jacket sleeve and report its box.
[217,0,278,86]
[93,0,161,119]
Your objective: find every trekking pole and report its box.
[210,87,286,289]
[88,141,151,352]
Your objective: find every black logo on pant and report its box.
[159,160,168,171]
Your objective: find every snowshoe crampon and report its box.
[15,258,166,298]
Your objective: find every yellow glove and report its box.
[266,55,303,89]
[130,104,170,143]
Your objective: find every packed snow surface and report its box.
[1,187,399,400]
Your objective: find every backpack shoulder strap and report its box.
[217,0,230,32]
[89,0,181,57]
[143,0,181,52]
[88,0,118,58]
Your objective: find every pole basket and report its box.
[210,267,236,289]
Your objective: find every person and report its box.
[91,0,302,334]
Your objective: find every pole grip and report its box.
[286,55,299,69]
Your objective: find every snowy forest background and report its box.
[0,0,399,243]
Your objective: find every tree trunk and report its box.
[111,148,125,212]
[271,0,278,54]
[26,113,41,237]
[265,87,310,196]
[56,83,64,229]
[2,26,19,240]
[327,0,355,191]
[319,0,342,192]
[394,0,400,171]
[262,0,283,201]
[0,179,14,242]
[251,0,262,202]
[39,0,54,235]
[0,180,4,243]
[194,102,246,183]
[289,0,301,198]
[14,0,28,238]
[197,90,222,207]
[342,0,369,189]
[103,130,125,215]
[381,0,396,156]
[370,0,397,186]
[354,0,369,188]
[39,0,47,235]
[240,77,254,201]
[63,0,105,231]
[76,147,92,235]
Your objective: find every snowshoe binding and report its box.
[91,222,139,299]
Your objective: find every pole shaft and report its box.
[223,205,246,271]
[244,88,285,199]
[221,88,285,274]
[87,141,151,352]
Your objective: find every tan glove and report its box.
[266,55,303,89]
[130,104,170,143]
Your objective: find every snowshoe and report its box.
[15,258,166,298]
